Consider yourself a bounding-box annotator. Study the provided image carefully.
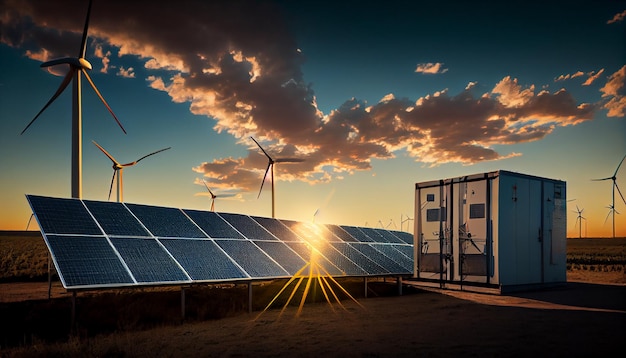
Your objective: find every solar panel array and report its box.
[26,195,414,290]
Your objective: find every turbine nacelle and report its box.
[41,57,93,70]
[250,136,304,218]
[93,140,171,202]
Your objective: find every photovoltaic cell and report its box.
[349,243,408,274]
[315,242,367,276]
[183,209,244,239]
[330,242,388,275]
[371,244,413,272]
[46,235,133,287]
[365,228,404,244]
[218,213,277,241]
[284,242,343,276]
[253,240,307,275]
[27,195,101,235]
[253,217,301,242]
[215,239,288,278]
[159,239,247,281]
[110,238,189,283]
[341,226,375,242]
[125,203,207,238]
[325,224,357,242]
[281,220,335,243]
[83,200,150,237]
[389,230,413,244]
[393,245,414,260]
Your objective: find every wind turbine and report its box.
[592,153,626,239]
[200,179,236,212]
[250,136,304,218]
[401,214,413,232]
[20,0,126,199]
[92,141,170,202]
[573,206,586,239]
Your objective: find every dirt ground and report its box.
[1,277,625,357]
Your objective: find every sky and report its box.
[0,0,625,238]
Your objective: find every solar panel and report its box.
[366,228,405,244]
[349,243,407,274]
[83,200,150,237]
[388,230,414,244]
[27,195,102,235]
[253,240,307,275]
[370,244,413,272]
[281,220,336,243]
[125,203,207,238]
[340,225,375,242]
[330,242,388,275]
[325,224,358,242]
[27,195,414,290]
[218,213,278,241]
[183,209,244,239]
[314,241,367,276]
[110,238,189,283]
[214,239,288,278]
[284,242,343,276]
[159,238,247,281]
[253,217,302,242]
[45,234,134,288]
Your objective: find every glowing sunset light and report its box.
[0,1,624,238]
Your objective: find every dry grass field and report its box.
[1,232,624,357]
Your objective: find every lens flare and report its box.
[255,224,365,320]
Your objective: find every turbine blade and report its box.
[81,69,127,134]
[275,158,305,163]
[250,136,273,161]
[21,70,74,135]
[604,208,613,225]
[591,177,612,181]
[135,147,171,163]
[79,0,94,58]
[108,170,116,201]
[92,140,120,165]
[257,163,272,198]
[210,199,215,212]
[613,153,626,177]
[616,183,626,205]
[202,179,215,198]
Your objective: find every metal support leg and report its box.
[397,276,403,296]
[363,277,368,298]
[47,253,52,300]
[71,291,76,334]
[248,281,253,314]
[181,288,186,322]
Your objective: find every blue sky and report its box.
[0,0,625,237]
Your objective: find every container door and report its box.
[458,179,490,282]
[416,182,452,281]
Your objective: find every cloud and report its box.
[607,10,626,24]
[600,65,626,117]
[415,62,448,74]
[117,66,135,78]
[554,69,604,85]
[0,0,605,189]
[582,69,605,86]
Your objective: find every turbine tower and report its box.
[573,206,586,239]
[21,0,126,199]
[592,153,626,239]
[250,136,304,218]
[199,179,237,211]
[92,141,170,202]
[202,179,217,212]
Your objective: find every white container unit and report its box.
[413,170,567,293]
